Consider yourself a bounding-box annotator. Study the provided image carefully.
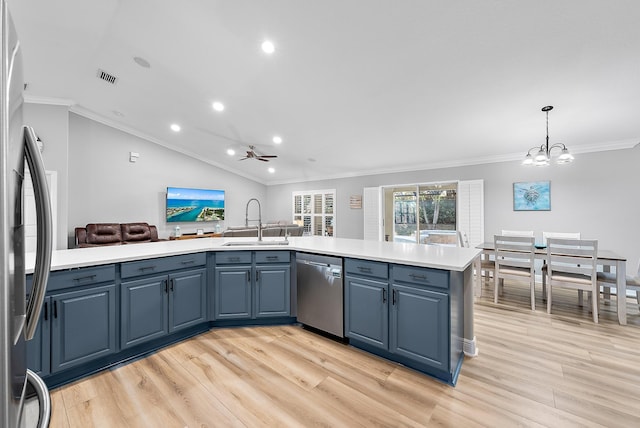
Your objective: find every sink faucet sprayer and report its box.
[245,198,262,241]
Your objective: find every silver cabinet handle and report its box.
[24,126,53,340]
[26,369,51,428]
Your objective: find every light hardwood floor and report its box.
[47,279,640,427]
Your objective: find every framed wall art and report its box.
[513,181,550,211]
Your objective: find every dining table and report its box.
[475,241,628,325]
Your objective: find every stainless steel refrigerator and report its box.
[1,1,53,427]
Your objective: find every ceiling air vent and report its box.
[97,69,118,85]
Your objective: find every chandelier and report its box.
[522,106,574,166]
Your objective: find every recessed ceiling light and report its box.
[268,167,275,174]
[272,135,282,144]
[212,101,225,112]
[112,110,124,117]
[226,148,235,156]
[261,40,275,54]
[170,123,181,132]
[133,56,151,68]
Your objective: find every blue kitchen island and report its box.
[26,236,480,387]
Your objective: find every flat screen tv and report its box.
[166,187,225,222]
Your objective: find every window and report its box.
[293,189,336,237]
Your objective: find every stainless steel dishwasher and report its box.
[296,253,344,338]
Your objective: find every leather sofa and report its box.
[222,223,304,238]
[75,222,165,248]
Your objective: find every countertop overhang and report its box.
[26,236,481,274]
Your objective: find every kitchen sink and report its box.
[222,240,290,246]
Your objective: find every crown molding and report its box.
[265,138,639,185]
[24,95,75,106]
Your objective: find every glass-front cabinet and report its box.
[293,189,335,237]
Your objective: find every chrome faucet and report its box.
[245,198,263,241]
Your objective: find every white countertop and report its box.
[26,236,481,274]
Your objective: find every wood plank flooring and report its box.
[47,279,640,427]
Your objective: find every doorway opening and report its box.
[383,182,457,245]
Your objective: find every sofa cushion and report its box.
[121,222,152,242]
[86,223,122,245]
[261,227,282,237]
[227,225,258,231]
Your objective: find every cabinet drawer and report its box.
[391,265,448,289]
[121,253,206,279]
[46,265,116,292]
[216,251,252,265]
[255,251,291,264]
[345,258,388,279]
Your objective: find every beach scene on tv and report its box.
[166,187,225,222]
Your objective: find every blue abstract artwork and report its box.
[513,181,550,211]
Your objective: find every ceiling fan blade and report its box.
[237,145,277,162]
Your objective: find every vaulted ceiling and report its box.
[10,0,640,184]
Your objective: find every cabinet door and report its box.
[26,297,51,377]
[345,276,388,350]
[121,275,169,349]
[390,283,449,371]
[255,265,290,318]
[169,268,207,332]
[214,266,252,319]
[51,284,117,373]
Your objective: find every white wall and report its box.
[23,103,69,250]
[24,102,640,271]
[266,145,640,271]
[67,113,267,246]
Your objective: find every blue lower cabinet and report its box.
[345,261,457,383]
[214,253,292,321]
[255,265,290,318]
[169,269,207,332]
[345,276,388,349]
[121,268,207,349]
[50,284,117,373]
[215,266,252,319]
[390,284,449,371]
[26,296,51,377]
[121,275,169,349]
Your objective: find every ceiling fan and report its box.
[239,145,278,162]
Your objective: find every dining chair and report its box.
[597,259,640,310]
[457,230,469,248]
[494,235,536,309]
[501,230,534,237]
[540,232,581,299]
[458,230,494,296]
[542,231,580,246]
[544,238,599,323]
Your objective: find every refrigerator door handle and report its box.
[23,126,53,340]
[26,369,51,428]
